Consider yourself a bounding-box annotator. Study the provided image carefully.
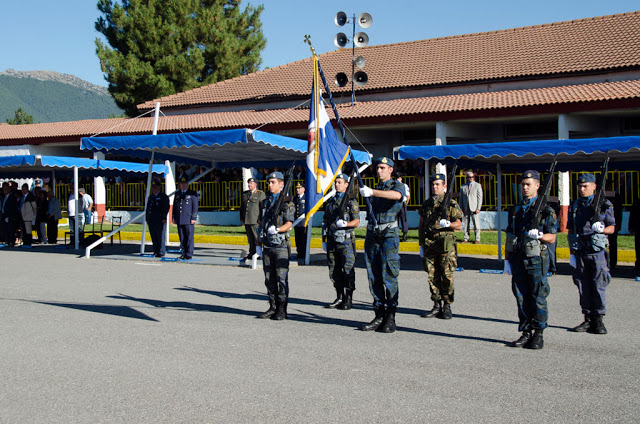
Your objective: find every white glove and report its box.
[267,225,278,235]
[527,229,544,240]
[419,246,424,258]
[336,219,348,228]
[256,246,263,257]
[503,261,512,275]
[569,254,577,268]
[322,242,327,252]
[438,219,451,228]
[3,217,7,223]
[359,185,373,198]
[591,222,605,233]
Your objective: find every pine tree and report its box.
[6,107,34,125]
[95,0,266,116]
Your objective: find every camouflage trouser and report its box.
[423,249,457,303]
[327,238,356,291]
[262,246,290,303]
[572,250,610,315]
[364,227,400,308]
[510,252,550,331]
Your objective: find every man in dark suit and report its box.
[172,177,198,260]
[293,182,307,260]
[1,182,19,246]
[18,183,37,247]
[240,177,265,260]
[146,179,170,257]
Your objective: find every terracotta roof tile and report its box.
[2,79,639,143]
[139,11,640,109]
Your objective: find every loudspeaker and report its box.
[354,56,365,69]
[358,13,372,28]
[354,71,368,86]
[334,33,348,48]
[354,32,369,47]
[335,72,349,87]
[334,11,348,27]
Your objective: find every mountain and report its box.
[0,69,124,123]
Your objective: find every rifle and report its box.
[440,160,459,221]
[529,153,558,230]
[265,163,296,231]
[337,170,356,222]
[589,151,610,226]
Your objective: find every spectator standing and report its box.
[46,190,62,244]
[79,188,93,225]
[1,182,19,246]
[459,171,483,243]
[18,184,37,247]
[35,188,48,243]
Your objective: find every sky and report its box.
[0,0,638,87]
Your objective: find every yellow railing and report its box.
[53,170,639,211]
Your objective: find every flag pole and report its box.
[304,35,378,230]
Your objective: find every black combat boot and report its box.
[325,288,344,309]
[440,302,452,320]
[377,307,397,333]
[271,299,287,321]
[510,331,532,348]
[570,315,591,332]
[337,289,353,310]
[588,314,607,334]
[421,301,441,318]
[257,295,277,319]
[525,329,544,349]
[360,307,386,331]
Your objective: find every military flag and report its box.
[304,55,351,227]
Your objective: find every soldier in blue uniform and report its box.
[358,157,406,333]
[504,170,557,350]
[172,176,198,260]
[257,172,295,321]
[293,182,307,260]
[567,173,615,334]
[322,173,360,310]
[146,179,170,257]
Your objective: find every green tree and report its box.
[95,0,266,116]
[6,107,34,125]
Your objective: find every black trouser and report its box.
[245,224,259,256]
[1,218,16,246]
[294,225,307,258]
[608,232,618,268]
[20,218,33,246]
[47,217,59,244]
[635,232,640,269]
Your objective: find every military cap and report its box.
[177,176,189,183]
[577,173,596,184]
[374,157,394,167]
[431,173,446,182]
[295,182,305,188]
[247,177,256,183]
[335,173,350,182]
[152,179,162,186]
[521,170,540,180]
[267,171,284,180]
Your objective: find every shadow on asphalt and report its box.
[27,300,159,322]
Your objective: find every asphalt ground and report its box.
[1,246,639,423]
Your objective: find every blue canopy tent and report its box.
[80,128,371,261]
[395,135,640,260]
[0,155,169,251]
[80,128,371,168]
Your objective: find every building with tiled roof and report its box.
[2,11,640,156]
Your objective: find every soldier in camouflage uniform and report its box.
[567,173,615,335]
[418,173,463,319]
[504,170,557,350]
[257,172,295,321]
[358,157,406,333]
[322,173,360,310]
